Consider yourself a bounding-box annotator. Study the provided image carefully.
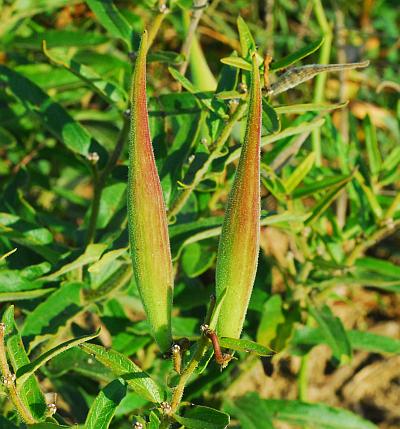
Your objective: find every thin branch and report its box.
[311,0,333,166]
[179,0,208,76]
[167,102,247,219]
[85,117,130,244]
[0,323,36,424]
[147,2,170,49]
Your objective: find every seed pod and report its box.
[215,54,262,339]
[128,31,173,352]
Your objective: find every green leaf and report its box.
[219,337,273,356]
[215,89,245,100]
[2,306,47,420]
[88,247,128,274]
[228,117,326,165]
[355,257,400,278]
[0,288,54,302]
[237,16,256,58]
[262,98,280,134]
[0,65,96,155]
[26,424,70,429]
[0,416,18,429]
[270,37,324,70]
[16,330,101,385]
[305,178,352,225]
[96,183,127,228]
[43,43,127,108]
[364,115,382,176]
[292,326,400,355]
[309,305,352,364]
[275,101,348,114]
[257,295,285,347]
[284,152,316,193]
[348,330,400,354]
[265,399,377,428]
[42,244,107,281]
[227,393,377,429]
[169,67,197,92]
[80,343,162,403]
[293,174,352,198]
[354,170,383,219]
[174,405,230,429]
[86,0,133,48]
[220,56,252,71]
[84,379,127,429]
[168,67,217,115]
[21,282,83,342]
[181,242,216,278]
[148,411,161,429]
[224,395,274,429]
[12,29,109,49]
[0,261,50,293]
[46,347,114,382]
[190,35,217,91]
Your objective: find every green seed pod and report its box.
[128,31,173,352]
[215,54,262,339]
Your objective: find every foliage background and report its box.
[0,0,399,428]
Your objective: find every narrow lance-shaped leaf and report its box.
[216,53,262,339]
[128,31,174,352]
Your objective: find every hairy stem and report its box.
[346,220,400,266]
[0,324,36,424]
[311,0,332,166]
[170,337,210,412]
[167,102,247,219]
[179,0,208,76]
[85,117,130,244]
[86,162,100,245]
[147,2,169,48]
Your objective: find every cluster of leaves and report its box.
[0,0,399,428]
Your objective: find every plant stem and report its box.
[0,324,36,424]
[298,353,309,401]
[335,7,349,229]
[311,0,332,166]
[384,192,400,220]
[263,0,275,56]
[85,117,130,244]
[86,162,100,245]
[346,220,400,266]
[179,0,208,76]
[147,2,169,49]
[167,101,247,219]
[170,336,209,412]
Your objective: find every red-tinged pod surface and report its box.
[215,54,262,339]
[128,31,173,352]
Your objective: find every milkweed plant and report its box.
[0,2,399,429]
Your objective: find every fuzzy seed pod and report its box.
[128,31,173,352]
[215,54,262,339]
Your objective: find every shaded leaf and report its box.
[219,337,273,356]
[308,305,352,364]
[80,343,162,403]
[86,0,132,48]
[17,330,101,385]
[84,379,127,429]
[0,65,96,155]
[2,306,47,420]
[270,37,324,70]
[257,295,285,347]
[174,405,230,429]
